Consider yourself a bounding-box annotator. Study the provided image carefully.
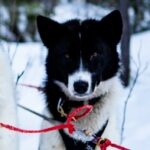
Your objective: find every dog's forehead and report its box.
[64,19,99,35]
[63,19,102,52]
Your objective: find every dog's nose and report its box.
[74,81,88,94]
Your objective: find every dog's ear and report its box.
[37,15,61,48]
[100,10,123,45]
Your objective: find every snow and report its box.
[122,31,150,150]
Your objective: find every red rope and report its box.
[0,105,92,134]
[99,139,130,150]
[0,104,129,150]
[0,123,74,134]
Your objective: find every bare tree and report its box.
[119,0,131,87]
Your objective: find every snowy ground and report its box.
[1,42,47,150]
[1,31,150,150]
[123,31,150,150]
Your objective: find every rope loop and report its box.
[67,105,93,124]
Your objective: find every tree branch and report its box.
[121,48,148,143]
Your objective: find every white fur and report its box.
[0,50,18,150]
[68,57,92,97]
[39,109,65,150]
[68,70,92,96]
[54,77,115,101]
[40,76,123,150]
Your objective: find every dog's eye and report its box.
[65,54,70,59]
[90,52,99,61]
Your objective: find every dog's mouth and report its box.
[54,80,98,101]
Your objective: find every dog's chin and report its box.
[65,90,95,101]
[72,92,92,100]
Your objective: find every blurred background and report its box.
[0,0,150,42]
[0,0,150,150]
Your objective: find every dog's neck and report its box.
[46,80,108,122]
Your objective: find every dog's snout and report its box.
[74,81,88,94]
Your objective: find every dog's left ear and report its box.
[100,10,123,45]
[37,15,62,48]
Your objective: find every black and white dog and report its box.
[37,10,123,150]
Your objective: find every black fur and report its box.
[37,10,122,149]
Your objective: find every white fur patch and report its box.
[0,50,18,150]
[68,70,92,96]
[68,56,92,97]
[54,77,116,101]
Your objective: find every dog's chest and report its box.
[59,101,110,150]
[59,130,95,150]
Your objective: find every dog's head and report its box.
[37,10,122,101]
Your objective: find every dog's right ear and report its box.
[37,15,61,48]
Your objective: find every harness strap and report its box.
[59,119,109,150]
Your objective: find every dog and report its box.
[0,50,18,150]
[37,10,123,150]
